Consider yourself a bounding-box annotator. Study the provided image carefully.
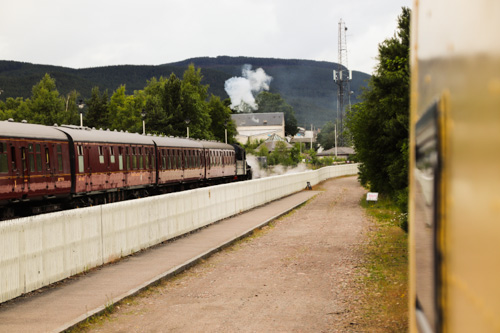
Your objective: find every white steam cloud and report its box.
[224,64,272,112]
[246,154,309,179]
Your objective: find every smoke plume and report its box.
[246,154,309,179]
[224,64,272,112]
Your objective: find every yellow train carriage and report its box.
[410,0,500,332]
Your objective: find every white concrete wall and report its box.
[0,164,358,303]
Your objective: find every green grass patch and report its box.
[353,194,408,332]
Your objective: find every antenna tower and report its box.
[333,19,351,146]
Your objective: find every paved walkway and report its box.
[0,190,320,333]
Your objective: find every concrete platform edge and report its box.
[55,191,319,333]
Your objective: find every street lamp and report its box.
[78,99,85,127]
[185,118,190,138]
[141,109,146,135]
[224,120,228,144]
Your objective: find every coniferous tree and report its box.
[27,74,65,125]
[346,7,410,217]
[207,95,236,143]
[85,87,110,129]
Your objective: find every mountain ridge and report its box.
[0,56,370,128]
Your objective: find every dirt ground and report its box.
[84,176,369,332]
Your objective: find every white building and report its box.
[290,126,317,149]
[231,113,285,144]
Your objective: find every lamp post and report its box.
[224,120,228,144]
[78,99,85,127]
[185,118,190,138]
[141,109,146,135]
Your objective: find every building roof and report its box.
[317,147,355,156]
[257,134,292,152]
[231,113,284,127]
[235,129,280,138]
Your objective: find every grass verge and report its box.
[351,194,408,332]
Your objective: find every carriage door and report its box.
[76,144,90,192]
[20,146,30,194]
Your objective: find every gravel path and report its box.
[86,176,369,332]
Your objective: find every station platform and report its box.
[0,190,320,333]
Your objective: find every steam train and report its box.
[0,120,251,220]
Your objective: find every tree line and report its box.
[346,7,410,230]
[0,63,302,144]
[0,65,237,142]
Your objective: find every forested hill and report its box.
[0,56,370,128]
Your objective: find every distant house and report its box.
[231,113,285,144]
[317,147,355,160]
[290,126,317,149]
[257,133,292,153]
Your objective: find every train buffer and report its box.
[0,190,320,333]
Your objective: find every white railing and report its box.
[0,164,358,303]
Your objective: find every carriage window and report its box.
[163,149,172,169]
[98,146,104,164]
[132,147,137,169]
[118,147,123,170]
[55,144,62,172]
[414,101,442,331]
[145,151,149,170]
[0,142,7,173]
[45,148,50,170]
[150,148,155,169]
[28,144,35,172]
[110,147,115,164]
[11,146,17,171]
[126,147,130,170]
[77,145,84,173]
[138,147,143,170]
[35,144,42,171]
[21,147,27,171]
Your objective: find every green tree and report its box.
[162,73,183,136]
[269,141,291,165]
[346,7,410,218]
[317,121,337,150]
[27,74,66,125]
[108,85,143,133]
[0,97,26,121]
[141,77,172,135]
[207,95,236,143]
[179,64,212,139]
[255,91,298,136]
[85,87,110,129]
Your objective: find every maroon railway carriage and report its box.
[199,141,237,181]
[152,136,204,189]
[1,121,250,219]
[0,120,72,217]
[56,126,156,204]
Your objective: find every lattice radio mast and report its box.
[333,19,351,147]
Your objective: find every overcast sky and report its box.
[1,0,410,75]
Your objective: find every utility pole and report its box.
[333,19,352,147]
